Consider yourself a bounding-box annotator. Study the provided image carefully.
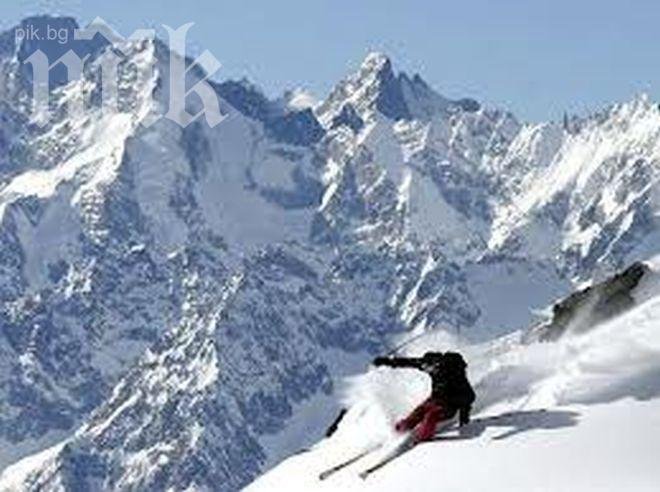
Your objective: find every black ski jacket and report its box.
[373,352,476,425]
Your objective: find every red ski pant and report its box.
[395,398,447,442]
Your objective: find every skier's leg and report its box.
[413,402,445,442]
[395,399,432,432]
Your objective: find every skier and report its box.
[319,351,476,481]
[373,351,475,443]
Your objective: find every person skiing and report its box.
[319,351,476,481]
[373,351,475,443]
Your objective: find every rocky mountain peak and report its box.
[358,51,394,79]
[315,51,410,126]
[316,51,483,129]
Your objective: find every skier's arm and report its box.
[372,356,423,369]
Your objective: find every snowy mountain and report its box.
[1,14,660,492]
[249,260,660,491]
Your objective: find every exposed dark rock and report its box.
[330,104,364,133]
[527,261,649,342]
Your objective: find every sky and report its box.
[2,0,660,122]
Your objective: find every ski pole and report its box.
[383,330,429,357]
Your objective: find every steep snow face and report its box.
[491,95,660,278]
[0,244,407,491]
[0,18,173,467]
[250,401,660,492]
[248,263,660,491]
[0,16,329,471]
[316,94,521,259]
[4,16,660,492]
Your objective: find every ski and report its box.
[359,419,457,479]
[318,444,382,481]
[359,434,415,480]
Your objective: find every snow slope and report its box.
[248,262,660,491]
[250,400,660,492]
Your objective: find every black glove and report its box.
[372,356,388,367]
